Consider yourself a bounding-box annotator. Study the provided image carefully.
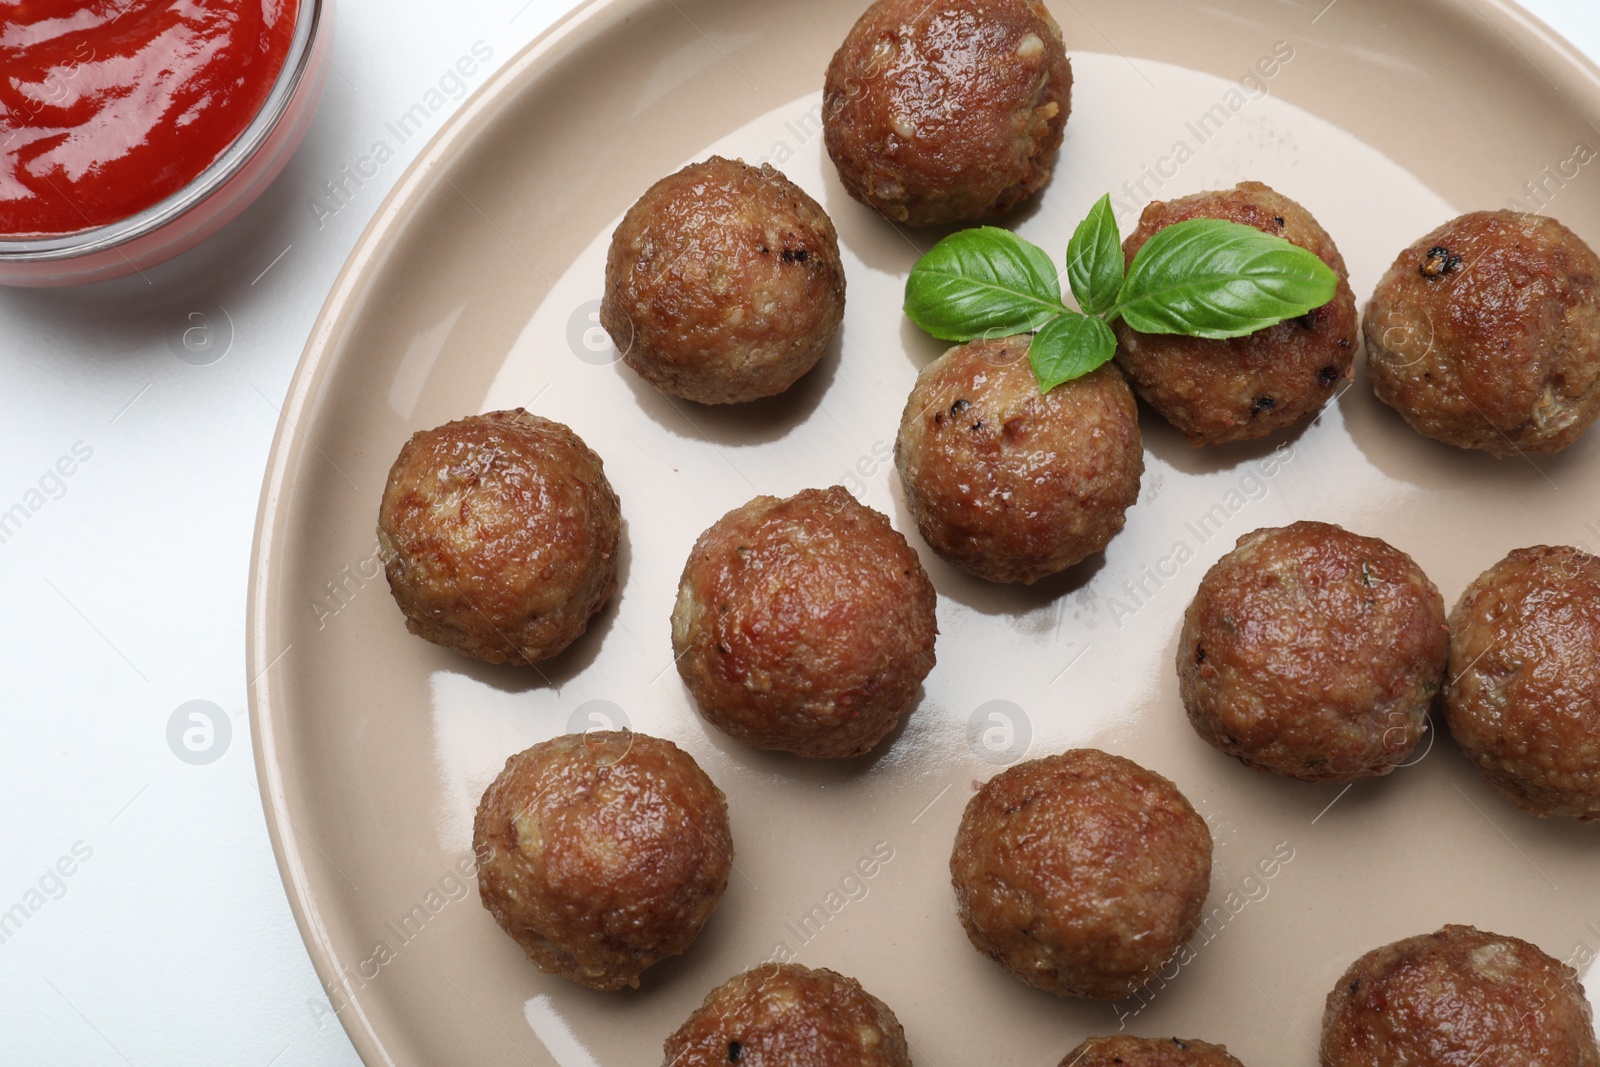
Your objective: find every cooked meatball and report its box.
[1059,1035,1247,1067]
[472,731,732,991]
[949,748,1212,1000]
[600,156,845,405]
[1113,182,1358,445]
[1321,924,1600,1067]
[663,963,912,1067]
[1365,211,1600,455]
[672,487,937,758]
[1445,545,1600,820]
[895,338,1143,584]
[1178,521,1447,782]
[377,409,620,665]
[823,0,1071,226]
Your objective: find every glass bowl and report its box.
[0,0,332,288]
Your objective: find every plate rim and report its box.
[247,2,634,1062]
[246,1,1600,1063]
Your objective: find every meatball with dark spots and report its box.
[950,749,1212,1000]
[1178,521,1448,782]
[377,409,621,665]
[672,488,937,758]
[663,963,912,1067]
[896,337,1143,584]
[1113,182,1358,445]
[1321,925,1600,1067]
[823,0,1071,226]
[1059,1035,1248,1067]
[1445,545,1600,820]
[601,156,845,404]
[472,732,732,991]
[1365,211,1600,454]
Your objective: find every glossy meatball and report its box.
[472,731,732,991]
[950,749,1212,1000]
[664,963,912,1067]
[1365,211,1600,455]
[895,338,1143,584]
[377,409,620,665]
[600,156,845,405]
[1445,545,1600,820]
[1321,925,1600,1067]
[1178,521,1447,782]
[1113,182,1358,445]
[1059,1035,1247,1067]
[823,0,1071,226]
[672,487,937,758]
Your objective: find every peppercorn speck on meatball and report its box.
[1178,521,1448,782]
[601,156,845,405]
[895,337,1143,584]
[823,0,1072,226]
[472,731,732,992]
[1365,210,1600,455]
[1113,182,1358,445]
[663,963,913,1067]
[1059,1035,1248,1067]
[672,487,937,758]
[949,748,1212,1000]
[1321,925,1600,1067]
[377,409,621,665]
[1445,545,1600,820]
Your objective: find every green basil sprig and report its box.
[903,194,1340,394]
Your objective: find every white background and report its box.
[0,1,1595,1064]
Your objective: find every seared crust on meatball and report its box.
[472,731,732,991]
[1178,521,1447,782]
[1365,211,1600,455]
[1445,545,1600,820]
[1321,925,1600,1067]
[1059,1035,1247,1067]
[663,963,912,1067]
[377,409,621,665]
[1113,182,1358,445]
[672,487,937,758]
[823,0,1071,226]
[950,749,1212,1000]
[895,338,1143,584]
[601,156,845,404]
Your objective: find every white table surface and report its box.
[0,1,1595,1063]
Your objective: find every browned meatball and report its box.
[663,963,912,1067]
[1321,925,1600,1067]
[1178,521,1448,782]
[1445,545,1600,820]
[1059,1035,1247,1067]
[1365,211,1600,455]
[823,0,1071,226]
[895,337,1143,584]
[600,156,845,405]
[672,487,937,758]
[949,749,1212,1000]
[1113,182,1358,445]
[472,731,732,991]
[377,409,620,665]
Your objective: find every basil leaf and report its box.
[904,227,1066,342]
[1112,219,1339,339]
[1029,311,1118,394]
[1066,194,1124,317]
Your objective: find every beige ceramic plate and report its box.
[249,1,1600,1063]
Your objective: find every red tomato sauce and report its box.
[0,0,297,238]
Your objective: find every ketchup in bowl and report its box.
[0,0,298,238]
